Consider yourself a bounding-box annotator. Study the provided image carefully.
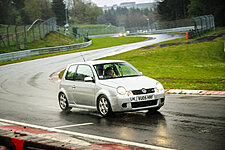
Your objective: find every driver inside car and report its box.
[105,67,117,78]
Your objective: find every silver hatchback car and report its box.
[58,60,165,117]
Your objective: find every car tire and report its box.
[58,93,72,112]
[97,95,112,117]
[148,107,161,113]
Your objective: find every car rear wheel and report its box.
[59,93,72,111]
[97,95,112,117]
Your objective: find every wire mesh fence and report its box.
[188,15,215,38]
[126,18,194,34]
[0,17,56,48]
[125,15,215,37]
[77,26,125,36]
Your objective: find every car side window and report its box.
[75,65,94,81]
[65,65,77,80]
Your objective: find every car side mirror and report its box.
[84,77,95,83]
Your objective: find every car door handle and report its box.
[72,85,76,89]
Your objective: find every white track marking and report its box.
[0,118,176,150]
[53,123,93,129]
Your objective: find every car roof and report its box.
[68,60,126,66]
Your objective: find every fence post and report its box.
[48,22,50,32]
[24,25,27,45]
[39,24,41,39]
[32,25,35,41]
[15,25,18,45]
[7,25,10,46]
[204,15,208,31]
[212,15,215,30]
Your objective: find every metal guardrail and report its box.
[0,40,92,62]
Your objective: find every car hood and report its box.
[99,76,158,91]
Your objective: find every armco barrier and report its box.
[0,40,92,62]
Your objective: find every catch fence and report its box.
[126,18,194,34]
[0,17,56,48]
[77,26,125,36]
[68,26,125,38]
[125,15,215,37]
[188,15,215,38]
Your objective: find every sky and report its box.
[90,0,157,7]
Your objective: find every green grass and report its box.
[79,37,147,51]
[99,28,225,91]
[60,24,121,35]
[0,31,80,54]
[0,36,147,66]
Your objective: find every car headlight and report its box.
[117,86,126,95]
[155,82,164,94]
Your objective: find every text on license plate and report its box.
[130,95,153,101]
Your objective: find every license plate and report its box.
[136,95,153,101]
[130,95,153,102]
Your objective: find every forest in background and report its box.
[0,0,224,27]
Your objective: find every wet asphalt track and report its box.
[0,34,225,150]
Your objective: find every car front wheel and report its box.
[97,95,112,117]
[58,93,72,111]
[148,106,161,113]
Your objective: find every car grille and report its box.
[132,88,155,95]
[131,100,158,108]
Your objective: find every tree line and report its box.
[0,0,102,26]
[157,0,225,27]
[97,7,158,28]
[0,0,224,27]
[98,0,224,27]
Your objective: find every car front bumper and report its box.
[109,93,165,112]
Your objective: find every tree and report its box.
[23,0,42,23]
[0,0,12,24]
[157,0,190,21]
[188,0,225,26]
[23,0,53,24]
[52,0,66,25]
[97,7,158,28]
[69,0,102,24]
[40,0,54,20]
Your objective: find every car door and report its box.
[62,65,77,104]
[73,65,96,106]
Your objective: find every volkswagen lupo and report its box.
[58,60,165,117]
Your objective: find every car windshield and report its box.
[94,62,141,80]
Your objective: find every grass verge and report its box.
[0,36,147,66]
[99,28,225,91]
[0,31,80,54]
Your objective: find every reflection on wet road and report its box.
[54,95,225,150]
